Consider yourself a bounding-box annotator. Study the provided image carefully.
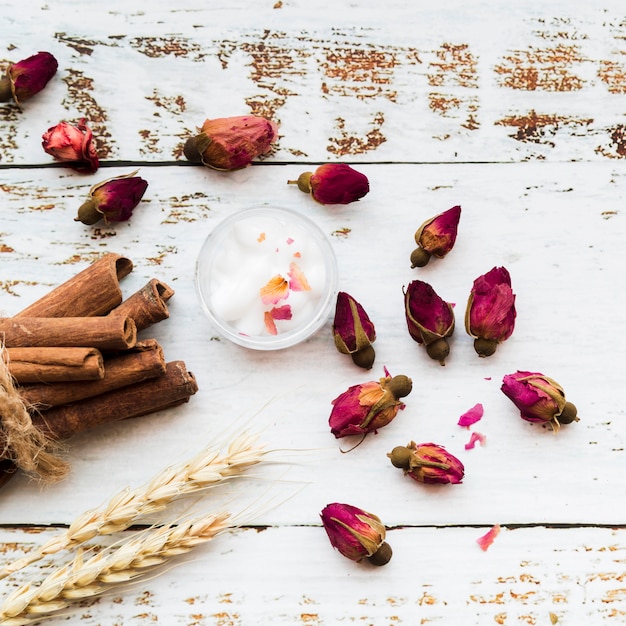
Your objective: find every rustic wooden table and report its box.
[1,1,625,624]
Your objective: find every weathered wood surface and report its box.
[1,1,626,624]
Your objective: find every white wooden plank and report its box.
[0,161,623,528]
[2,1,626,163]
[2,525,626,624]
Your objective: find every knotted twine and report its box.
[0,344,69,482]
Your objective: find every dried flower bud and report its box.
[41,118,99,173]
[0,51,58,104]
[76,171,148,225]
[289,164,369,205]
[465,266,516,357]
[410,205,461,268]
[501,371,579,433]
[388,441,464,485]
[332,292,376,369]
[329,368,412,438]
[320,502,392,565]
[403,280,455,365]
[183,115,278,170]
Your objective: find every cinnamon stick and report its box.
[16,253,133,318]
[19,342,166,409]
[6,347,104,383]
[0,316,137,351]
[108,279,175,332]
[29,361,197,441]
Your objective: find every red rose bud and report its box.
[329,369,412,438]
[410,205,461,268]
[465,266,516,357]
[333,291,376,369]
[501,371,579,433]
[76,171,148,225]
[320,502,392,566]
[388,441,464,485]
[404,280,455,365]
[0,51,58,104]
[183,115,278,170]
[42,118,99,173]
[289,164,369,205]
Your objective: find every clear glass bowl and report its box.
[196,206,339,350]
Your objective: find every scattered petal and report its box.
[288,261,311,291]
[260,275,289,305]
[476,524,501,551]
[464,431,486,450]
[286,237,294,244]
[293,251,301,258]
[270,304,292,320]
[264,311,278,335]
[458,403,484,428]
[257,232,266,242]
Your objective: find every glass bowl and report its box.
[196,206,338,350]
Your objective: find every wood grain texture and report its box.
[2,1,626,624]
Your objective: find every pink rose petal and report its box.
[288,261,311,291]
[464,431,486,450]
[458,403,484,428]
[264,311,277,335]
[271,304,292,321]
[477,524,501,551]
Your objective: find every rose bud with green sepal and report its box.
[42,118,99,173]
[289,164,369,205]
[332,291,376,370]
[0,51,58,104]
[465,266,516,357]
[329,368,412,438]
[410,205,461,268]
[388,441,465,485]
[183,115,278,170]
[76,171,148,225]
[404,280,455,365]
[501,371,579,433]
[320,502,392,566]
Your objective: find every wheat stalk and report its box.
[0,431,264,579]
[0,511,231,625]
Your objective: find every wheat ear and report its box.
[0,511,231,626]
[0,431,263,579]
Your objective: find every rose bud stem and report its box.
[183,133,212,163]
[426,338,450,365]
[0,76,12,102]
[351,344,375,370]
[558,402,579,424]
[75,199,102,226]
[474,337,498,358]
[410,247,432,268]
[368,542,393,566]
[287,172,313,193]
[388,446,451,472]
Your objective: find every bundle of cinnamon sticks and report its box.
[0,253,198,486]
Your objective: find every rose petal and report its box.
[264,311,277,335]
[464,431,486,450]
[288,261,311,291]
[476,524,501,551]
[260,275,289,305]
[270,304,292,320]
[458,403,484,428]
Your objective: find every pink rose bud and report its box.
[288,164,369,205]
[0,51,58,104]
[388,441,465,485]
[42,118,99,173]
[465,266,516,357]
[332,291,377,369]
[410,205,461,268]
[320,502,392,566]
[329,369,412,438]
[183,115,278,170]
[75,171,148,225]
[501,371,579,433]
[404,280,455,365]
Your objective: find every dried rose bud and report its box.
[465,266,516,357]
[501,371,579,432]
[42,118,99,173]
[329,368,412,438]
[289,164,369,205]
[410,205,461,268]
[388,441,464,485]
[0,51,58,104]
[183,115,278,170]
[404,280,455,365]
[333,292,376,369]
[76,171,148,225]
[320,502,392,566]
